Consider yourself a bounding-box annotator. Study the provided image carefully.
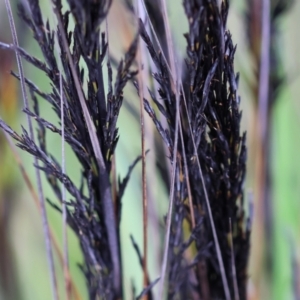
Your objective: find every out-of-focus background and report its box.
[0,0,300,299]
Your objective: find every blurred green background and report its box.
[0,0,300,299]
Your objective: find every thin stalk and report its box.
[255,0,270,294]
[4,1,59,299]
[154,1,180,299]
[51,15,71,296]
[47,8,70,298]
[139,3,161,286]
[257,0,271,260]
[60,73,71,300]
[139,46,149,297]
[157,0,180,296]
[135,1,149,294]
[229,218,240,300]
[178,118,195,228]
[258,0,270,142]
[158,88,180,298]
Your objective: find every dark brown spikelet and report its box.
[139,0,250,298]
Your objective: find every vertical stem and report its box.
[4,1,59,299]
[258,0,270,143]
[229,218,240,300]
[255,0,270,295]
[60,73,71,300]
[157,0,180,296]
[136,2,148,295]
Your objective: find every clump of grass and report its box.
[138,1,249,298]
[0,0,250,299]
